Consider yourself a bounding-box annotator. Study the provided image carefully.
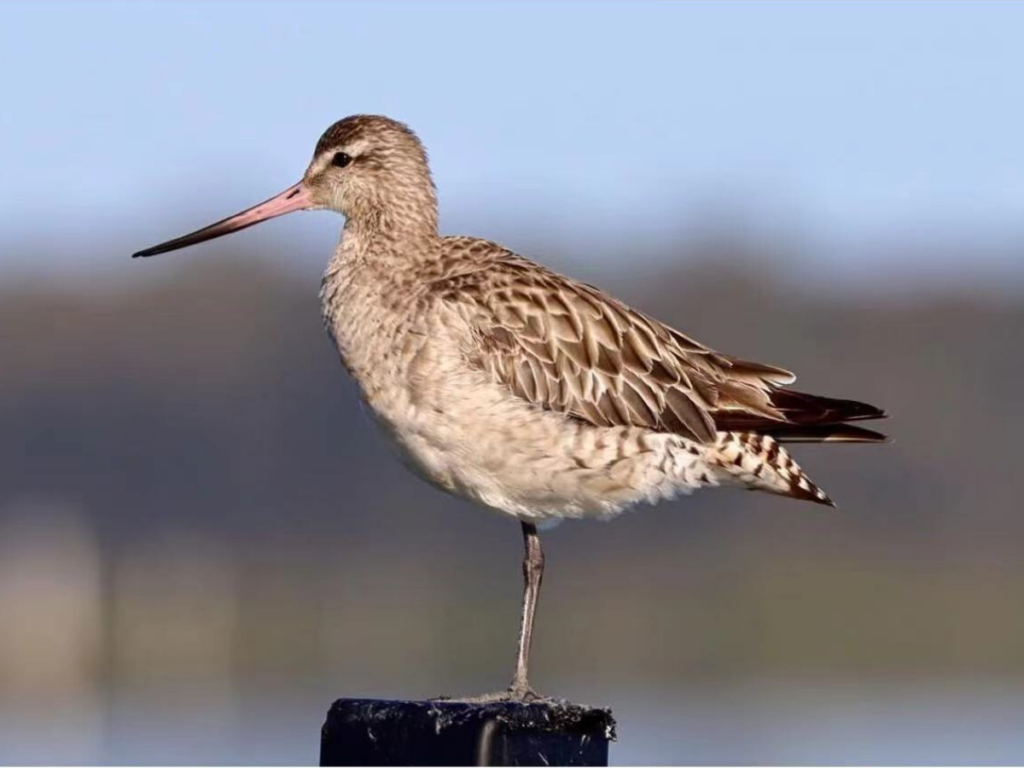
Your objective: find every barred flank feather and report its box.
[713,432,835,507]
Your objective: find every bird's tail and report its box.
[715,388,888,444]
[705,388,887,506]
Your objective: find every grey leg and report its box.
[510,521,544,699]
[431,521,548,704]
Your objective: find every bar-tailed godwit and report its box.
[135,115,886,701]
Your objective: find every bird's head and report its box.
[133,114,437,259]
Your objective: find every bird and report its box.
[134,114,886,702]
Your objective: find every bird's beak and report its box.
[132,181,314,258]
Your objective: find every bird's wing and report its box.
[434,251,797,443]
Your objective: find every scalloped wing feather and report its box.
[437,247,805,444]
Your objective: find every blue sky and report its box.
[2,1,1023,286]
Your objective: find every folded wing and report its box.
[436,250,885,444]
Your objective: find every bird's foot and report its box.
[507,682,545,703]
[432,683,551,705]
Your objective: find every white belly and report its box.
[356,359,711,523]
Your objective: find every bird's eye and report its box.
[332,152,352,168]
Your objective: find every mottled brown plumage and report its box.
[134,114,887,700]
[434,246,811,443]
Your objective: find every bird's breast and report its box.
[320,254,462,433]
[322,259,416,392]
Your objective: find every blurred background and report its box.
[2,0,1023,763]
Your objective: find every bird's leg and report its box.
[430,521,550,705]
[509,520,544,701]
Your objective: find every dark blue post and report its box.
[321,698,615,766]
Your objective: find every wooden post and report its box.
[321,698,616,766]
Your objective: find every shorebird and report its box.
[134,115,886,701]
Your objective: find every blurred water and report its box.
[3,682,1023,764]
[611,684,1024,764]
[5,505,1022,763]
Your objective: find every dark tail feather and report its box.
[763,423,889,443]
[769,388,887,424]
[715,388,888,442]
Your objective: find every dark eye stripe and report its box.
[332,152,352,168]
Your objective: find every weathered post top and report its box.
[321,698,616,766]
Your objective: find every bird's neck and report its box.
[343,215,438,249]
[326,224,441,285]
[337,208,441,272]
[342,178,440,247]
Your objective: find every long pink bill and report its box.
[133,181,314,258]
